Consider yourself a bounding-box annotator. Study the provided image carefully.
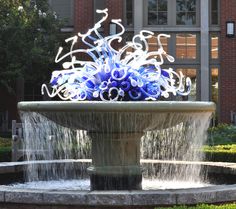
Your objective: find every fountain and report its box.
[18,101,214,190]
[0,9,236,208]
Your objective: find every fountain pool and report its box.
[1,159,236,208]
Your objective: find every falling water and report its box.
[21,111,91,181]
[141,112,212,183]
[20,110,212,188]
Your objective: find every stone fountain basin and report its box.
[18,101,215,131]
[18,101,216,190]
[0,160,236,208]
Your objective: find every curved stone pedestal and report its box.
[88,132,142,190]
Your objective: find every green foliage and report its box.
[0,0,65,93]
[0,147,11,162]
[204,124,236,162]
[203,144,236,162]
[207,124,236,145]
[156,203,236,209]
[0,137,11,147]
[0,137,11,162]
[204,144,236,153]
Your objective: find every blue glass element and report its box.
[41,9,191,101]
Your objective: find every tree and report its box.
[0,0,65,94]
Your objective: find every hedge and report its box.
[0,138,11,162]
[0,147,11,162]
[207,124,236,145]
[0,137,11,147]
[203,144,236,162]
[156,203,236,209]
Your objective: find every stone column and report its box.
[87,132,142,190]
[133,0,143,35]
[200,0,210,101]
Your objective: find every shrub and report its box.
[0,147,11,162]
[0,137,11,147]
[156,203,236,209]
[207,124,236,145]
[204,124,236,162]
[0,137,12,162]
[0,0,65,93]
[203,144,236,162]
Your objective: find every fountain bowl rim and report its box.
[18,101,215,113]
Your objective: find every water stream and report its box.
[19,110,212,189]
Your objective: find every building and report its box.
[1,0,236,132]
[49,0,236,124]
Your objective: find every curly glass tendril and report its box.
[41,9,191,101]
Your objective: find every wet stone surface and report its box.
[0,161,236,207]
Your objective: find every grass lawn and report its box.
[156,203,236,209]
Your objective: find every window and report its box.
[148,0,168,25]
[176,34,197,59]
[48,0,74,27]
[210,67,219,123]
[176,68,197,101]
[176,0,196,25]
[126,0,133,26]
[122,32,134,56]
[211,67,218,105]
[147,34,168,53]
[211,0,219,25]
[144,0,200,26]
[210,34,219,59]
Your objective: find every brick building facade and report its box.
[220,0,236,123]
[66,0,236,124]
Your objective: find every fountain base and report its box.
[1,160,236,208]
[90,174,142,190]
[89,132,142,190]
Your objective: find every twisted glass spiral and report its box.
[42,9,191,101]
